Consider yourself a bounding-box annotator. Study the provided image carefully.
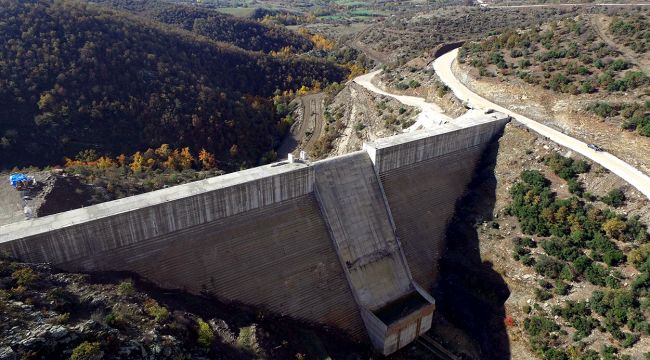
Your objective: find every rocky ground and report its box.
[0,259,372,360]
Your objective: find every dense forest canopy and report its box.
[88,0,314,53]
[0,0,347,168]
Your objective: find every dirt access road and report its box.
[434,48,650,199]
[277,93,326,158]
[353,70,452,131]
[591,14,650,74]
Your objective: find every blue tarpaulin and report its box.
[9,173,29,188]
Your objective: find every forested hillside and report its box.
[89,0,313,53]
[0,0,347,168]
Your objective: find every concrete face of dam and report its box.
[0,110,509,355]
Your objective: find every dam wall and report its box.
[365,111,510,289]
[0,110,509,354]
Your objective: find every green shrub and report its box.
[105,303,137,329]
[602,188,626,208]
[118,279,135,296]
[535,287,553,301]
[46,287,75,311]
[522,237,537,248]
[11,267,38,286]
[632,272,650,295]
[580,350,600,360]
[555,281,570,295]
[197,319,214,350]
[608,59,629,72]
[543,348,569,360]
[396,82,409,90]
[535,255,564,279]
[567,178,583,195]
[573,255,592,274]
[524,315,559,337]
[408,79,420,88]
[521,255,535,266]
[601,345,617,360]
[589,102,616,118]
[70,342,102,360]
[144,298,169,322]
[585,263,608,286]
[622,332,639,348]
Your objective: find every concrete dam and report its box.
[0,110,510,355]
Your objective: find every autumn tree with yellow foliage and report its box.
[311,34,334,51]
[199,149,217,170]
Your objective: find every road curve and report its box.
[353,70,452,132]
[433,48,650,199]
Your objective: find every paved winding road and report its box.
[354,70,452,132]
[433,48,650,199]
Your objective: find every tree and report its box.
[130,152,144,172]
[116,154,127,166]
[198,148,216,170]
[155,144,171,159]
[602,188,626,208]
[37,92,55,110]
[163,150,180,171]
[179,147,194,170]
[96,156,114,170]
[229,144,239,158]
[603,218,627,240]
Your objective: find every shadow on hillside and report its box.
[87,271,368,359]
[431,135,511,360]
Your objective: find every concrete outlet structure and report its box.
[0,110,510,355]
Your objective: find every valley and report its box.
[2,1,650,359]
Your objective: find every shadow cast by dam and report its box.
[431,136,511,360]
[86,272,370,359]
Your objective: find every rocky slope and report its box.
[0,259,370,359]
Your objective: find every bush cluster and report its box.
[509,156,650,356]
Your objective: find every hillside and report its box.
[430,123,650,359]
[0,258,370,359]
[458,14,649,140]
[0,0,347,169]
[356,6,583,64]
[88,0,314,53]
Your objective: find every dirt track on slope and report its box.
[591,15,650,74]
[277,93,326,158]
